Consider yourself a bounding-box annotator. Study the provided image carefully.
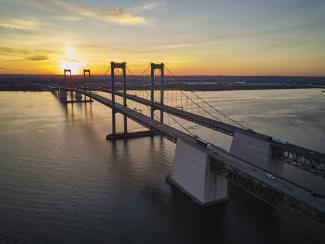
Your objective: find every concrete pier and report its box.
[230,131,284,176]
[58,88,67,103]
[106,130,156,141]
[56,88,93,104]
[168,139,228,206]
[75,91,82,101]
[65,99,93,104]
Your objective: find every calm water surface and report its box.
[0,89,325,244]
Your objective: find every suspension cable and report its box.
[140,65,150,77]
[189,90,246,129]
[165,66,246,129]
[139,89,194,136]
[104,65,110,75]
[164,67,222,121]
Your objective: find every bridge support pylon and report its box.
[150,63,164,123]
[83,69,91,83]
[64,69,72,85]
[81,69,93,103]
[58,69,72,103]
[106,62,157,141]
[109,62,127,135]
[75,91,82,101]
[167,139,228,206]
[64,69,74,102]
[230,131,284,176]
[58,87,67,103]
[57,69,93,104]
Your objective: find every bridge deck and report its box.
[73,88,325,218]
[98,88,325,178]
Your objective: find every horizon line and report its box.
[1,73,325,78]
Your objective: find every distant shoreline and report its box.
[0,84,324,92]
[1,75,324,92]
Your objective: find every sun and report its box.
[60,61,82,75]
[59,47,84,75]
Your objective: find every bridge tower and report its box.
[58,69,72,103]
[82,69,92,102]
[64,69,73,101]
[150,63,164,123]
[106,62,156,141]
[110,62,127,135]
[64,69,72,87]
[83,69,91,83]
[59,69,92,104]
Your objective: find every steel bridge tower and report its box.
[64,69,72,86]
[150,63,164,123]
[58,69,72,102]
[83,69,91,83]
[56,69,92,104]
[106,61,156,141]
[82,69,92,102]
[111,62,127,135]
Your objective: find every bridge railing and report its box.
[211,156,325,223]
[85,64,325,179]
[72,88,325,222]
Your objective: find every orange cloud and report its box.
[26,55,48,61]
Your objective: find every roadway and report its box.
[97,88,325,178]
[72,88,325,219]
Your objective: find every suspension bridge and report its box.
[47,62,325,222]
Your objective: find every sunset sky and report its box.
[0,0,324,75]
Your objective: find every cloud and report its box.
[0,46,56,62]
[0,46,56,55]
[134,2,165,12]
[0,18,39,30]
[0,67,7,69]
[157,43,192,49]
[26,55,48,61]
[138,3,158,11]
[0,47,15,54]
[48,15,82,22]
[82,6,147,26]
[0,46,28,55]
[16,0,148,26]
[74,41,192,55]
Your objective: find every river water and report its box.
[0,89,325,244]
